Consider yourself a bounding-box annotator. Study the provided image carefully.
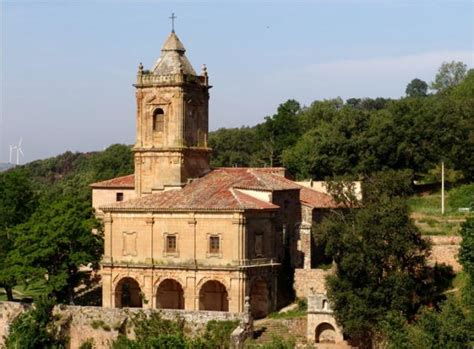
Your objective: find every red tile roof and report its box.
[90,174,135,189]
[97,168,337,211]
[299,187,338,208]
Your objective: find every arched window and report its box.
[152,108,164,132]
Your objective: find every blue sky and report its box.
[1,0,473,163]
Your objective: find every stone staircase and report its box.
[250,317,307,346]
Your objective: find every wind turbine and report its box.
[15,138,24,165]
[9,145,17,164]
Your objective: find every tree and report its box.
[431,61,468,93]
[0,170,36,300]
[208,127,259,167]
[8,196,103,303]
[317,176,453,347]
[255,99,301,166]
[459,217,474,279]
[405,78,428,97]
[4,297,66,349]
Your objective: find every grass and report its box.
[0,280,47,302]
[408,183,473,236]
[268,299,307,319]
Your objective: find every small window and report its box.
[116,192,124,202]
[209,236,220,254]
[166,235,177,253]
[153,108,164,132]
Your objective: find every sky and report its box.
[1,0,473,164]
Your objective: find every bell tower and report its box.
[133,31,211,196]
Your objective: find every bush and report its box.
[78,338,94,349]
[3,297,66,349]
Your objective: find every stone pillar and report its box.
[176,90,184,147]
[299,222,312,269]
[232,215,245,263]
[101,269,113,308]
[146,216,154,263]
[144,274,153,309]
[103,214,113,263]
[185,275,196,310]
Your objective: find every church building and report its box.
[90,30,339,318]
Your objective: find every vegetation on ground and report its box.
[408,183,473,235]
[382,217,474,348]
[267,298,307,319]
[110,312,239,349]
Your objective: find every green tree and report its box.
[405,78,428,97]
[4,297,66,349]
[317,176,453,347]
[282,107,369,179]
[0,170,36,300]
[459,217,474,279]
[209,127,259,167]
[431,61,468,93]
[8,196,103,303]
[255,99,301,166]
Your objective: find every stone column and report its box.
[145,216,154,308]
[143,274,153,309]
[101,269,113,308]
[176,89,185,147]
[185,275,196,310]
[103,214,113,263]
[299,223,312,269]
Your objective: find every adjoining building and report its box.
[91,30,340,319]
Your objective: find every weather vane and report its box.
[169,13,177,33]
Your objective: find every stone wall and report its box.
[294,268,333,298]
[0,302,250,349]
[0,302,31,346]
[426,235,462,272]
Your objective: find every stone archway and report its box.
[156,278,184,309]
[316,322,337,343]
[250,279,270,319]
[199,280,229,311]
[115,277,142,308]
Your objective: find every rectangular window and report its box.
[209,236,220,254]
[116,192,124,202]
[166,235,177,253]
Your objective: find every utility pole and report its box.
[441,161,445,215]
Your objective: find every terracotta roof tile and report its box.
[97,168,338,211]
[90,174,135,189]
[299,187,338,208]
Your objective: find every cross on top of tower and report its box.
[169,13,177,33]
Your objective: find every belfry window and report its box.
[153,108,164,132]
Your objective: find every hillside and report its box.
[409,184,474,236]
[0,163,15,172]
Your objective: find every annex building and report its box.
[90,30,340,321]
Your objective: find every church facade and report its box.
[91,31,338,318]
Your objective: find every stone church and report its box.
[90,30,340,320]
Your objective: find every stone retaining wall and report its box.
[426,235,462,272]
[294,268,332,298]
[0,302,250,349]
